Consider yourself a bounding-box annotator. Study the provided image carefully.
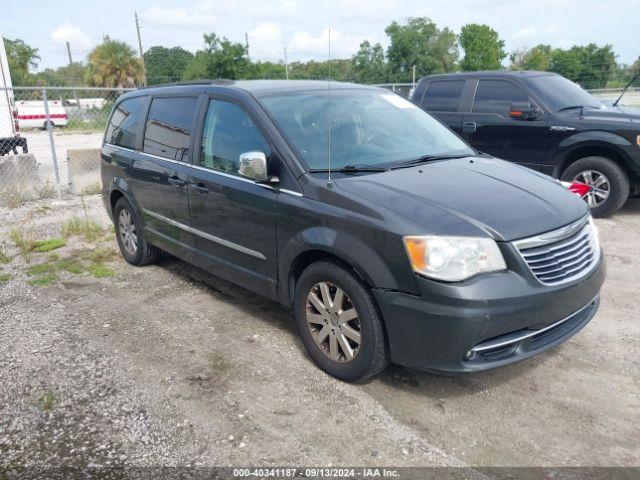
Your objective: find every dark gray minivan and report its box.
[101,80,605,381]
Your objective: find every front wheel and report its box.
[293,261,389,382]
[561,156,629,218]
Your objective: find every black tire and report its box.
[561,156,629,218]
[293,261,389,382]
[113,197,160,266]
[43,120,54,130]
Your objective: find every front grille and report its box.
[514,217,600,285]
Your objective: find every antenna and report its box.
[327,27,332,186]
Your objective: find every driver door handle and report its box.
[463,121,477,133]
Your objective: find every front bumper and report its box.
[373,252,605,374]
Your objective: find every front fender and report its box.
[277,226,402,307]
[553,131,639,177]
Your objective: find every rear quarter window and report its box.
[421,80,465,112]
[105,96,146,150]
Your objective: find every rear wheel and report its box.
[113,197,160,266]
[561,156,629,217]
[43,120,54,130]
[293,261,389,382]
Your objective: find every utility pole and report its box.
[412,65,416,87]
[65,42,80,109]
[245,32,250,60]
[284,47,289,80]
[134,11,147,86]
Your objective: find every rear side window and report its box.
[199,99,270,174]
[472,80,529,117]
[143,96,198,162]
[422,80,464,112]
[105,97,146,149]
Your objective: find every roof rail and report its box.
[139,79,235,89]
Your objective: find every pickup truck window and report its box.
[472,80,529,117]
[422,80,464,112]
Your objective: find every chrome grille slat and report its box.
[526,239,592,267]
[514,217,599,286]
[535,255,595,281]
[530,246,593,274]
[521,231,590,258]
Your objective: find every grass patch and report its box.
[26,262,57,276]
[83,247,118,264]
[61,215,104,242]
[0,247,11,264]
[0,273,11,282]
[32,238,67,253]
[37,392,57,411]
[27,273,58,286]
[57,260,86,274]
[87,262,115,278]
[81,182,102,195]
[9,228,36,263]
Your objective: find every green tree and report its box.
[509,44,553,71]
[86,40,144,88]
[183,33,250,80]
[352,40,388,83]
[459,24,506,71]
[3,38,40,85]
[550,44,616,89]
[34,63,87,86]
[144,46,194,84]
[385,17,458,82]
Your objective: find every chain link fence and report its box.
[0,87,131,207]
[1,83,639,208]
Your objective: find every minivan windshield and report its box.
[258,88,474,171]
[524,75,604,112]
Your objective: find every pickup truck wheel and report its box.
[113,197,160,266]
[294,261,389,382]
[561,156,629,217]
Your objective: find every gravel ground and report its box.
[0,194,638,471]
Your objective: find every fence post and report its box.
[41,87,62,198]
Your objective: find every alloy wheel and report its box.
[573,170,610,208]
[305,282,362,363]
[118,209,138,256]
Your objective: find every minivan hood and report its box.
[334,157,587,241]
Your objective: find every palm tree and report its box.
[86,40,143,88]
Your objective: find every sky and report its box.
[2,0,638,72]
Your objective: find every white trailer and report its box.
[0,32,27,155]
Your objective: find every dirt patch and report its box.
[0,194,638,469]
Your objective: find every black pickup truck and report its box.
[411,71,640,217]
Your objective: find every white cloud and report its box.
[144,5,217,29]
[248,22,284,59]
[513,26,538,40]
[51,23,95,58]
[288,28,367,60]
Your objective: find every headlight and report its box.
[403,235,506,282]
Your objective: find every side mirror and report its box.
[509,102,539,120]
[238,151,269,182]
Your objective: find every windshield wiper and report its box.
[390,154,470,169]
[310,164,389,173]
[557,105,584,112]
